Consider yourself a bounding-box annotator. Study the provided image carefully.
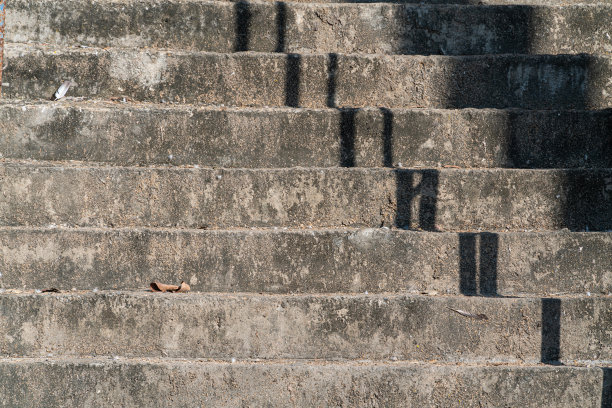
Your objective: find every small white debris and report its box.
[47,353,53,357]
[92,287,99,293]
[364,291,368,295]
[53,80,73,101]
[113,356,120,360]
[0,272,2,278]
[231,358,236,363]
[167,154,174,160]
[0,289,5,294]
[216,175,222,180]
[587,292,591,297]
[397,162,403,168]
[579,247,583,252]
[193,165,200,169]
[35,289,42,293]
[556,195,561,199]
[21,106,27,112]
[390,356,398,361]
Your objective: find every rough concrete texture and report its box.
[0,102,610,168]
[205,0,612,4]
[0,164,609,231]
[0,227,610,296]
[0,292,610,363]
[3,43,612,109]
[6,2,612,55]
[0,358,607,408]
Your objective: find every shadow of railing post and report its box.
[275,2,286,53]
[458,232,498,296]
[234,1,251,52]
[602,369,612,408]
[380,108,394,168]
[541,298,562,365]
[395,169,439,231]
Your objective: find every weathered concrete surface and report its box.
[6,2,612,55]
[0,358,606,408]
[0,292,610,362]
[0,227,610,296]
[206,0,612,4]
[4,44,612,109]
[0,360,608,408]
[1,102,610,168]
[0,164,609,231]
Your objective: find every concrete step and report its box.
[1,227,610,296]
[190,0,612,4]
[0,291,610,363]
[0,163,610,231]
[6,2,611,55]
[0,358,608,407]
[4,43,612,109]
[1,102,610,168]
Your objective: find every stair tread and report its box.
[0,356,607,407]
[6,1,612,55]
[4,43,612,109]
[0,291,610,363]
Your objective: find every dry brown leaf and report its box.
[150,281,180,292]
[176,281,191,293]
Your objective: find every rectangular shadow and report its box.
[395,170,438,231]
[479,232,498,296]
[234,1,251,52]
[285,54,300,107]
[541,298,562,364]
[380,108,393,167]
[602,368,612,408]
[275,2,287,53]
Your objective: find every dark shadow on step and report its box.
[458,232,498,296]
[285,54,301,107]
[276,2,300,108]
[328,53,356,167]
[395,169,439,231]
[234,1,251,52]
[327,54,439,229]
[541,298,562,365]
[275,2,287,53]
[602,368,612,408]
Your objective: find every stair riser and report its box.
[0,360,605,408]
[0,294,609,362]
[4,46,612,109]
[0,166,609,230]
[1,229,610,296]
[7,2,612,55]
[2,104,610,168]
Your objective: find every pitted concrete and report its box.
[0,103,610,168]
[0,164,609,231]
[3,44,612,109]
[0,228,610,296]
[0,358,606,407]
[6,2,612,55]
[0,292,610,363]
